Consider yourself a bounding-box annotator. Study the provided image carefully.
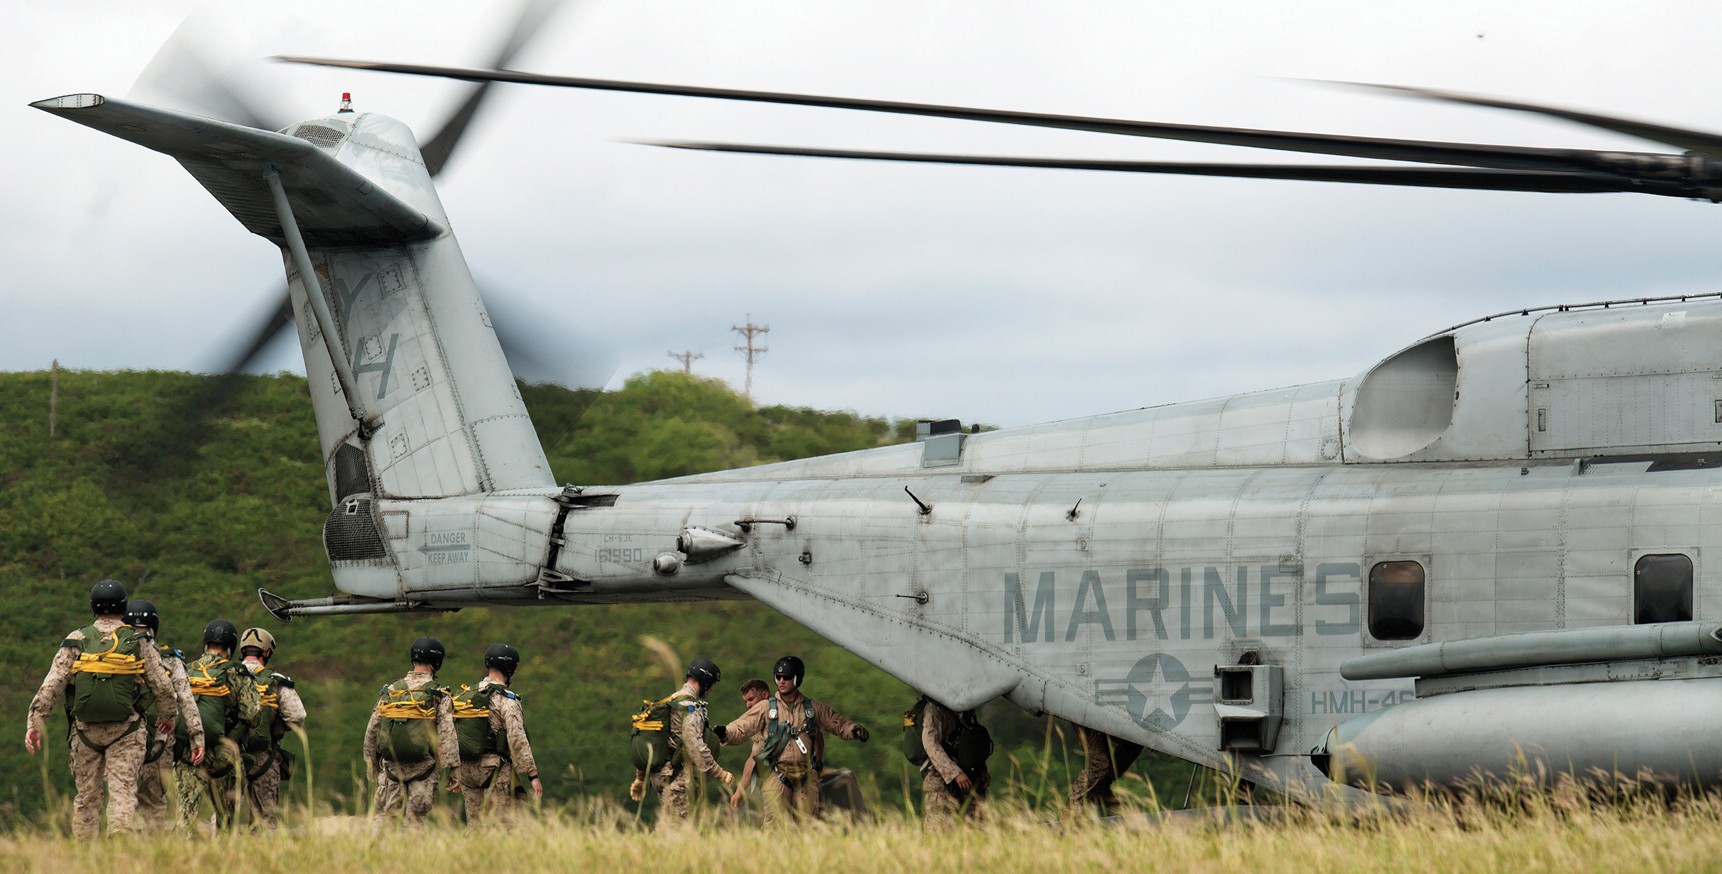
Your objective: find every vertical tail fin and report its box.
[33,94,556,505]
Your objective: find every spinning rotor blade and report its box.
[271,58,1703,176]
[646,141,1664,195]
[208,293,296,375]
[1335,82,1722,162]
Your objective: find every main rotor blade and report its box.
[420,0,569,177]
[273,57,1668,176]
[647,141,1664,195]
[1337,82,1722,162]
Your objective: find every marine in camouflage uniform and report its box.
[176,619,262,832]
[918,700,986,828]
[1069,724,1144,815]
[23,581,184,840]
[122,599,205,834]
[631,658,733,830]
[452,644,541,828]
[239,627,306,829]
[718,656,867,825]
[364,637,459,831]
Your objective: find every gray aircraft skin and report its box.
[34,89,1722,798]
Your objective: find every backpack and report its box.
[629,691,692,772]
[952,711,994,776]
[65,624,148,724]
[179,654,240,748]
[378,679,444,762]
[243,664,293,754]
[453,683,517,762]
[901,696,932,767]
[902,697,993,776]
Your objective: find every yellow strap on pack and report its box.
[188,664,230,697]
[73,651,144,676]
[257,683,280,710]
[71,626,145,676]
[379,702,436,719]
[379,687,437,719]
[452,685,490,720]
[629,692,690,732]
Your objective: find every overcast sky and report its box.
[9,1,1722,428]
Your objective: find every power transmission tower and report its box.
[732,314,769,400]
[667,349,704,374]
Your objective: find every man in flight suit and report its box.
[728,678,770,811]
[717,655,868,825]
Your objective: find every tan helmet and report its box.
[239,627,276,660]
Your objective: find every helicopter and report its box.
[30,4,1722,797]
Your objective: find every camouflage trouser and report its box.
[177,740,243,832]
[373,759,439,831]
[67,718,148,840]
[649,763,692,830]
[760,767,819,826]
[1069,725,1145,814]
[455,755,517,828]
[244,749,283,829]
[135,747,177,833]
[920,771,983,829]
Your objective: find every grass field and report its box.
[7,783,1722,873]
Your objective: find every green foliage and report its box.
[0,369,1180,826]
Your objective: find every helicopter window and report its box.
[1634,553,1693,624]
[1368,560,1425,640]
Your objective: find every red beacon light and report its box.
[338,92,353,113]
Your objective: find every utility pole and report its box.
[667,349,704,375]
[49,359,58,439]
[732,314,769,400]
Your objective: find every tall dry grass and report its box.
[9,772,1722,874]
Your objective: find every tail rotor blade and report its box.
[420,0,569,177]
[132,17,283,131]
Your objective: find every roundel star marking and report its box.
[1124,653,1192,732]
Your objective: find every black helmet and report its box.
[410,637,445,671]
[687,657,722,692]
[90,579,128,615]
[203,619,239,652]
[772,655,805,689]
[123,599,160,631]
[484,643,521,677]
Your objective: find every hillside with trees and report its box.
[0,369,1189,824]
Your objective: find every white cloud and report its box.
[7,0,1722,427]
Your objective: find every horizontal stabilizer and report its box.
[32,93,440,247]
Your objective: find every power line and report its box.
[731,314,769,400]
[667,349,704,374]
